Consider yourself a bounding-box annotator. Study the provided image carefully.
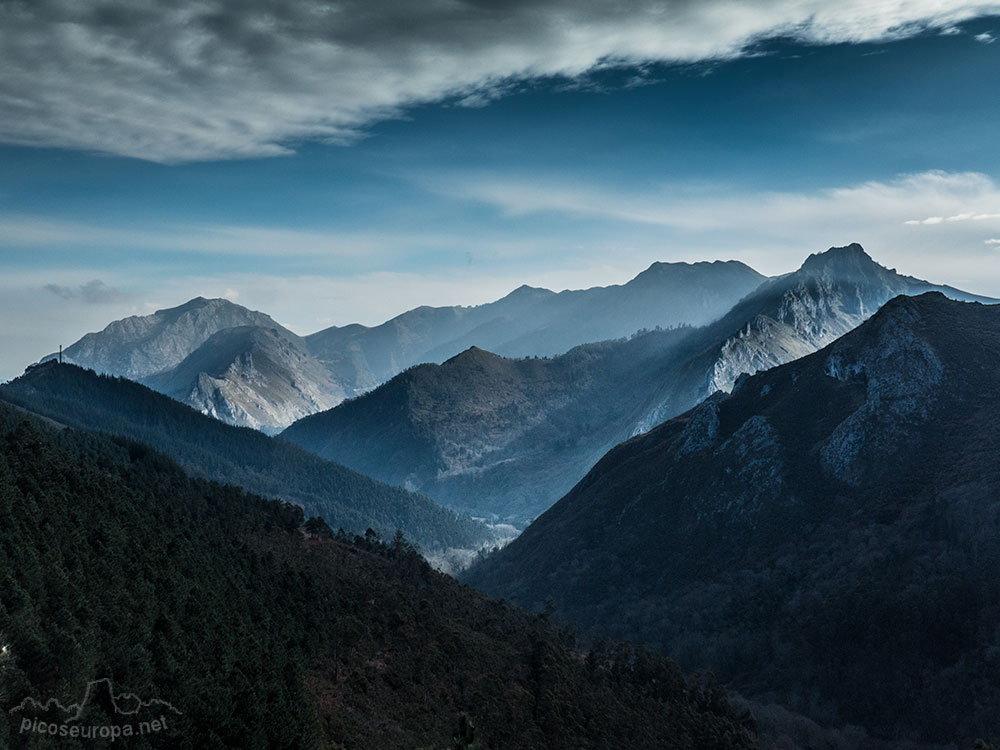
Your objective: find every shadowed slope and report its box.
[466,293,1000,745]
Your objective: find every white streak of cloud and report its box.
[421,168,1000,286]
[428,169,1000,235]
[0,214,459,260]
[2,1,999,162]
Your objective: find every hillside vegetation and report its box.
[0,362,491,553]
[0,401,757,749]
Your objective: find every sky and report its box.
[2,1,1000,380]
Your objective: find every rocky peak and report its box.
[797,243,880,277]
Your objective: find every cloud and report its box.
[975,31,997,41]
[43,279,134,304]
[2,1,999,162]
[421,168,1000,287]
[907,211,1000,223]
[0,214,462,261]
[428,169,1000,233]
[987,238,1000,244]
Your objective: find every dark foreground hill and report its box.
[0,362,491,554]
[0,402,757,749]
[466,293,1000,746]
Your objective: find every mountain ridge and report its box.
[0,399,757,749]
[282,245,996,523]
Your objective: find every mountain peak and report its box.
[500,284,554,302]
[447,345,505,366]
[798,243,878,273]
[157,296,236,316]
[630,259,765,287]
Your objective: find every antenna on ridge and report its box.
[59,345,63,364]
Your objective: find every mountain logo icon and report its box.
[11,678,181,741]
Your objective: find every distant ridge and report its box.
[48,260,766,431]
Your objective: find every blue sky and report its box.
[2,1,1000,380]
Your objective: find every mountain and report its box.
[47,297,338,433]
[145,325,344,434]
[50,296,292,379]
[465,292,1000,746]
[629,242,997,433]
[0,400,757,749]
[282,245,995,524]
[282,331,694,524]
[0,361,491,554]
[303,259,766,391]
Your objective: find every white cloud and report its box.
[908,211,1000,223]
[422,168,1000,283]
[986,238,1000,244]
[975,31,997,42]
[2,1,999,162]
[0,214,466,261]
[429,169,1000,233]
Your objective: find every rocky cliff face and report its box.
[146,326,344,434]
[631,243,995,434]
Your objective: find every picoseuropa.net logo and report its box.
[10,677,182,742]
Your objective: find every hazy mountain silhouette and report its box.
[304,259,765,392]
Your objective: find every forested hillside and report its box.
[0,362,491,553]
[0,402,757,749]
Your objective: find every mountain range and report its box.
[281,244,996,524]
[48,260,765,432]
[465,292,1000,746]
